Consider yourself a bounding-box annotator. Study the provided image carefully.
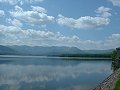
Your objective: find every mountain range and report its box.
[0,45,114,56]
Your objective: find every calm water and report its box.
[0,56,112,90]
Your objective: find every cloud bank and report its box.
[57,6,111,29]
[0,25,79,46]
[9,5,54,26]
[0,0,45,5]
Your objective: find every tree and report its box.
[111,50,117,71]
[111,50,117,61]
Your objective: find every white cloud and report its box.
[111,34,120,38]
[0,0,45,5]
[31,6,47,13]
[28,0,45,3]
[95,6,112,18]
[0,62,111,89]
[57,14,110,29]
[14,5,23,12]
[34,0,44,2]
[0,10,5,16]
[11,19,23,27]
[0,0,18,5]
[57,6,111,29]
[6,18,23,27]
[109,0,120,7]
[9,5,54,26]
[0,25,80,46]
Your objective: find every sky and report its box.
[0,0,120,50]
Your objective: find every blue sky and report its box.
[0,0,120,49]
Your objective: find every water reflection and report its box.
[0,56,112,90]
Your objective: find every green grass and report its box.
[114,78,120,90]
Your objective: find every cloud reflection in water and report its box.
[0,62,112,90]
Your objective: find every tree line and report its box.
[60,53,112,58]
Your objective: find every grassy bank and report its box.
[114,78,120,90]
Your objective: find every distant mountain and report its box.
[7,45,84,56]
[0,45,18,55]
[0,45,114,56]
[84,49,114,54]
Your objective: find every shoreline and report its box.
[93,68,120,90]
[0,55,112,60]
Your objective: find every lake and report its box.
[0,56,112,90]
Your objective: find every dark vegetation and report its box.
[111,50,118,71]
[60,53,112,58]
[114,78,120,90]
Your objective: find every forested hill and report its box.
[0,45,114,56]
[0,45,84,56]
[0,45,19,55]
[84,49,114,54]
